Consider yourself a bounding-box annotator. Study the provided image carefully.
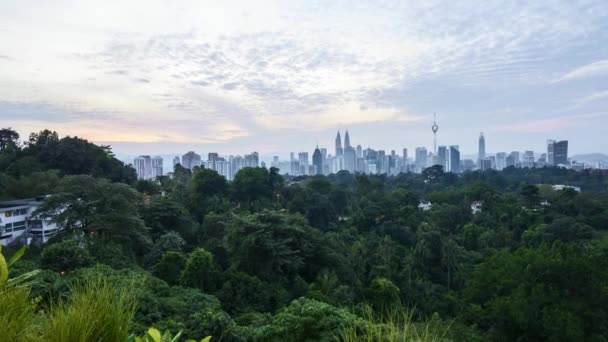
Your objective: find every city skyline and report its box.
[1,1,608,156]
[130,127,592,180]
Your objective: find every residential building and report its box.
[0,196,58,246]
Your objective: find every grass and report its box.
[337,305,451,342]
[43,277,138,342]
[0,286,41,342]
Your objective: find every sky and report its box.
[1,0,607,160]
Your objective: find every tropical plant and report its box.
[127,327,211,342]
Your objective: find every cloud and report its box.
[577,90,608,105]
[497,113,605,133]
[556,60,608,82]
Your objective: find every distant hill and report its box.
[570,153,608,164]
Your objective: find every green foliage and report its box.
[251,297,362,342]
[464,243,608,340]
[44,277,138,342]
[339,306,450,342]
[153,252,187,286]
[0,286,41,341]
[180,248,221,292]
[35,175,151,254]
[41,240,93,273]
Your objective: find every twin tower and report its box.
[335,130,351,157]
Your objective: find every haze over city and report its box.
[1,1,607,157]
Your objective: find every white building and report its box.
[151,156,163,178]
[418,200,432,211]
[134,155,152,180]
[0,197,58,246]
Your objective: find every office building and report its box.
[478,132,486,163]
[415,147,427,169]
[554,140,568,166]
[437,145,447,170]
[448,145,460,173]
[335,131,343,157]
[298,152,309,175]
[182,151,202,170]
[152,156,163,178]
[312,147,323,175]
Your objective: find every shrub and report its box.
[40,240,93,273]
[44,277,137,342]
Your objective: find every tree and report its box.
[222,210,322,282]
[141,196,196,241]
[251,297,361,342]
[465,243,608,341]
[232,167,278,205]
[0,127,19,151]
[40,240,93,273]
[144,231,186,266]
[152,251,187,286]
[180,248,221,292]
[35,175,150,254]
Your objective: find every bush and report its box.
[0,286,41,341]
[40,240,93,273]
[44,277,137,342]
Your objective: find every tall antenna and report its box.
[431,113,439,155]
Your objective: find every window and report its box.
[4,211,12,218]
[12,221,26,231]
[17,209,28,215]
[4,223,12,232]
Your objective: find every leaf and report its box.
[171,331,183,342]
[161,330,172,342]
[201,337,212,342]
[0,252,8,285]
[147,328,162,342]
[8,245,26,267]
[7,270,41,286]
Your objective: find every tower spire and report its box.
[432,113,439,155]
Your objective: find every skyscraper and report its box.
[547,139,555,165]
[495,152,507,170]
[478,132,486,164]
[182,151,201,170]
[134,155,152,180]
[344,129,351,148]
[554,140,568,165]
[415,147,427,169]
[437,145,447,170]
[172,156,180,168]
[335,131,343,157]
[402,148,408,161]
[356,145,362,159]
[448,145,460,173]
[152,156,163,178]
[312,146,323,175]
[298,152,309,175]
[344,146,356,173]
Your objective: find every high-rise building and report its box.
[402,148,408,161]
[312,147,323,175]
[478,132,486,163]
[495,152,507,170]
[344,130,351,149]
[415,147,427,169]
[448,145,460,173]
[437,145,447,170]
[244,152,259,168]
[134,155,152,180]
[356,145,362,159]
[298,152,309,175]
[152,156,163,178]
[547,140,555,165]
[510,151,520,164]
[172,156,180,168]
[344,146,356,173]
[335,131,343,157]
[480,158,492,171]
[182,151,201,170]
[554,140,568,166]
[522,150,535,168]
